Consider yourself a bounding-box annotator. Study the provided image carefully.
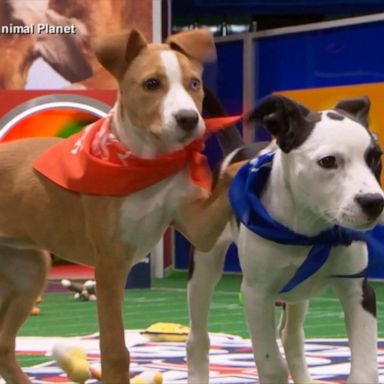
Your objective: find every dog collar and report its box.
[33,114,242,196]
[228,151,384,293]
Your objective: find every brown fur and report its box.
[166,28,217,63]
[0,29,232,383]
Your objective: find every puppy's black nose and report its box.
[175,109,199,132]
[355,193,384,219]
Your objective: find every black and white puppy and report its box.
[187,94,383,384]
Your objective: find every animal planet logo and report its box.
[0,23,77,35]
[0,94,110,143]
[6,331,384,383]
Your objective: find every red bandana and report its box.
[33,114,241,196]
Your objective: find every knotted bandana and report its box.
[228,151,384,293]
[33,114,242,196]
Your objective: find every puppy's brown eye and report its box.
[143,78,160,91]
[318,156,337,169]
[190,78,201,91]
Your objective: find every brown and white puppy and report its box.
[0,29,231,383]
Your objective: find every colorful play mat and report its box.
[6,331,384,383]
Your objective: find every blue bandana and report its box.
[228,151,384,293]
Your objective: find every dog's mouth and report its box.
[322,210,378,231]
[145,127,198,154]
[176,130,197,143]
[146,119,204,150]
[338,211,379,231]
[175,123,205,144]
[342,217,377,231]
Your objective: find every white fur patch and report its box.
[159,51,204,140]
[119,171,195,260]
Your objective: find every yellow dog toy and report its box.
[52,344,162,384]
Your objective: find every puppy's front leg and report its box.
[241,279,289,384]
[333,278,378,384]
[238,227,289,383]
[95,254,131,383]
[279,301,311,383]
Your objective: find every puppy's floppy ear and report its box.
[93,29,148,79]
[248,95,316,153]
[166,28,216,63]
[334,96,370,126]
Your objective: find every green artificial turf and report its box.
[17,271,384,367]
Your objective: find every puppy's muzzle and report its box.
[355,193,384,219]
[175,109,199,133]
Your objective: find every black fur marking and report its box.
[364,139,383,183]
[361,279,376,317]
[326,111,344,121]
[332,97,382,182]
[248,95,320,153]
[334,97,370,127]
[307,111,322,124]
[334,108,369,128]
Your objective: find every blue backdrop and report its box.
[256,20,384,95]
